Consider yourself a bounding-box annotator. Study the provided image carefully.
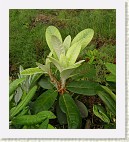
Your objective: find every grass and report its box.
[9,9,116,76]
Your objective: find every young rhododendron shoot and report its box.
[21,26,94,95]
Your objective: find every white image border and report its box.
[0,0,125,139]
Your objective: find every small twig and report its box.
[48,71,68,95]
[48,71,61,91]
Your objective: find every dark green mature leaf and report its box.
[107,82,116,91]
[75,100,88,118]
[18,106,29,116]
[106,74,116,82]
[10,86,37,119]
[93,105,110,123]
[104,123,116,129]
[9,94,14,102]
[39,118,49,129]
[67,81,102,96]
[56,101,67,125]
[9,78,25,96]
[71,62,96,80]
[12,111,56,126]
[31,90,58,114]
[97,91,116,115]
[105,63,116,75]
[59,94,82,129]
[47,124,56,129]
[38,77,53,89]
[29,74,42,89]
[101,85,116,101]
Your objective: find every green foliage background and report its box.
[9,9,116,75]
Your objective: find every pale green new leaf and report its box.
[71,28,94,50]
[66,42,82,65]
[48,56,62,72]
[18,65,24,78]
[46,26,62,58]
[101,85,116,101]
[51,35,65,59]
[60,68,75,81]
[45,57,51,65]
[19,65,24,73]
[36,62,49,73]
[60,60,84,81]
[63,35,71,52]
[45,53,52,71]
[59,54,68,68]
[74,60,85,65]
[21,68,44,75]
[46,52,52,64]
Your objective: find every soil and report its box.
[93,37,116,49]
[30,14,67,29]
[79,95,105,129]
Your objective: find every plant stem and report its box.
[48,71,66,95]
[48,70,61,91]
[61,78,66,89]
